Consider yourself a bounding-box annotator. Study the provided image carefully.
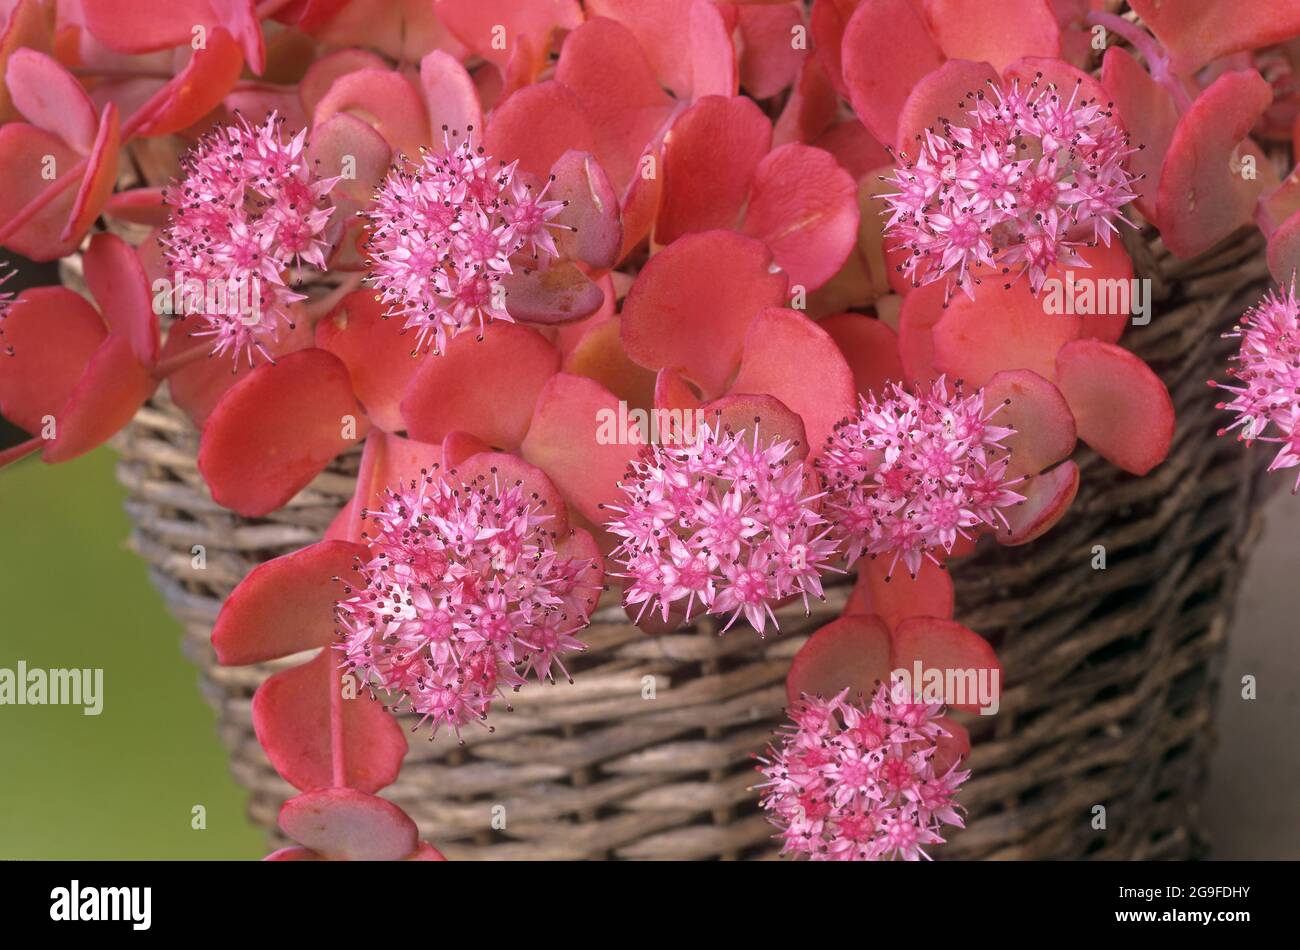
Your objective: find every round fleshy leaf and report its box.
[730,308,856,457]
[316,290,425,433]
[1053,339,1173,476]
[82,231,158,366]
[736,1,804,99]
[43,333,154,464]
[920,0,1059,71]
[982,369,1076,479]
[621,231,787,399]
[81,0,213,54]
[897,281,946,386]
[419,49,483,143]
[932,716,970,773]
[212,539,369,666]
[279,788,418,861]
[402,323,559,449]
[253,650,407,794]
[0,0,53,125]
[1063,240,1136,345]
[499,261,607,325]
[654,367,702,414]
[931,281,1082,389]
[655,95,772,246]
[820,312,905,398]
[841,0,946,146]
[0,125,80,260]
[845,557,954,631]
[126,29,244,138]
[103,187,169,227]
[62,103,120,245]
[307,0,458,62]
[895,58,1000,156]
[687,0,738,100]
[786,614,893,707]
[328,430,444,541]
[585,0,695,98]
[809,0,856,99]
[0,287,104,436]
[700,393,808,460]
[312,68,431,160]
[890,617,1001,715]
[434,0,582,73]
[441,431,492,469]
[1267,210,1300,285]
[1002,56,1108,111]
[1128,0,1300,75]
[5,48,98,152]
[483,80,597,180]
[741,143,858,291]
[774,54,839,148]
[299,48,389,117]
[405,842,448,861]
[264,846,321,861]
[563,317,656,410]
[548,150,623,270]
[812,120,890,182]
[1155,69,1274,260]
[1000,458,1078,545]
[520,372,641,524]
[198,348,370,517]
[557,526,605,616]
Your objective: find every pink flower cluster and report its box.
[1213,281,1300,490]
[818,378,1024,578]
[335,467,599,739]
[363,130,568,355]
[757,685,970,861]
[605,422,838,634]
[160,113,337,366]
[883,79,1139,300]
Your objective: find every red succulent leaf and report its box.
[419,49,484,145]
[127,28,244,137]
[845,557,955,632]
[312,68,431,160]
[483,80,597,180]
[253,650,407,794]
[1053,339,1173,476]
[1070,241,1136,344]
[305,0,459,62]
[621,231,788,399]
[654,367,703,413]
[563,317,657,409]
[264,846,321,861]
[63,103,121,244]
[656,95,772,245]
[701,392,809,460]
[584,0,695,99]
[557,527,606,616]
[1000,458,1079,545]
[327,430,444,541]
[730,307,857,455]
[299,48,389,117]
[809,0,857,99]
[981,369,1076,479]
[1257,167,1300,237]
[434,0,583,76]
[212,540,370,666]
[316,290,424,434]
[520,372,641,524]
[895,58,1000,156]
[548,150,623,269]
[278,788,418,861]
[405,842,448,861]
[44,333,155,463]
[80,0,214,54]
[82,231,159,367]
[786,613,894,707]
[897,281,947,386]
[306,113,391,269]
[552,272,618,353]
[0,0,50,124]
[454,450,572,536]
[842,0,946,146]
[198,348,370,517]
[617,143,664,263]
[1155,69,1274,260]
[440,430,491,468]
[741,143,859,291]
[820,313,905,398]
[932,716,970,773]
[920,0,1060,71]
[736,1,806,100]
[1128,0,1300,76]
[554,16,677,194]
[813,120,891,182]
[401,323,559,448]
[5,48,99,153]
[774,55,839,147]
[687,0,740,100]
[931,281,1082,389]
[499,261,607,325]
[891,616,1001,715]
[1266,210,1300,285]
[1002,55,1108,109]
[0,125,80,259]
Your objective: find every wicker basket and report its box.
[111,222,1274,860]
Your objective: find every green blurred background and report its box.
[0,448,263,859]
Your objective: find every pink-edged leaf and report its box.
[891,616,1001,714]
[809,0,856,99]
[0,287,104,435]
[434,0,583,72]
[213,540,370,666]
[701,392,809,459]
[5,48,98,152]
[103,187,169,227]
[441,431,492,468]
[419,49,483,143]
[42,334,155,463]
[730,307,856,456]
[563,317,656,409]
[401,323,559,449]
[656,95,772,245]
[1002,55,1108,111]
[841,0,946,146]
[551,272,618,354]
[1155,69,1274,260]
[895,58,1000,156]
[982,369,1076,479]
[654,367,702,413]
[0,125,80,260]
[264,846,321,861]
[127,29,244,138]
[62,102,120,244]
[1100,47,1180,222]
[253,650,407,793]
[306,112,391,269]
[1067,241,1136,344]
[1000,458,1078,545]
[821,312,905,398]
[308,0,460,63]
[687,0,738,100]
[812,120,891,182]
[312,68,431,160]
[279,787,417,861]
[0,0,51,124]
[82,231,158,366]
[897,281,946,386]
[198,348,370,517]
[557,526,605,616]
[584,0,695,99]
[845,557,954,631]
[548,150,623,269]
[327,430,444,540]
[786,613,893,706]
[454,450,571,536]
[774,54,839,147]
[224,84,307,131]
[736,1,805,99]
[617,144,664,263]
[520,372,641,524]
[299,48,390,118]
[315,290,424,433]
[1267,210,1300,285]
[0,437,40,469]
[920,0,1060,71]
[932,716,970,773]
[931,280,1082,389]
[554,16,676,194]
[1257,167,1300,237]
[80,0,212,52]
[741,143,859,291]
[1128,0,1300,75]
[1054,339,1173,476]
[500,261,607,325]
[483,80,597,180]
[621,231,788,399]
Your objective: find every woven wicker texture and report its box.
[111,224,1273,860]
